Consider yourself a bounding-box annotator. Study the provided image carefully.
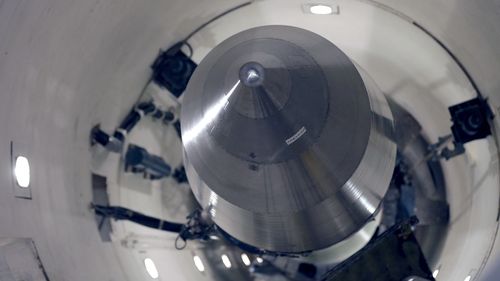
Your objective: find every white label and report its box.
[286,126,307,145]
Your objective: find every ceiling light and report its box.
[464,276,471,281]
[256,257,263,263]
[433,269,440,278]
[144,258,159,279]
[221,254,232,268]
[14,156,30,188]
[193,256,205,272]
[241,253,251,266]
[309,4,333,15]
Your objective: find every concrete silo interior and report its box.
[1,0,500,280]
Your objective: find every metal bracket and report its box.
[151,43,197,98]
[429,97,493,160]
[449,97,493,143]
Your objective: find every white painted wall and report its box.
[0,0,243,280]
[362,2,500,280]
[1,0,500,280]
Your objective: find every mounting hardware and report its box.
[172,166,188,183]
[428,135,465,161]
[90,125,123,153]
[151,43,197,98]
[429,97,493,160]
[124,144,171,180]
[449,97,493,144]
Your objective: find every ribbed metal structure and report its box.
[181,25,396,253]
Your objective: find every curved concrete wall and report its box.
[375,2,500,280]
[0,0,243,280]
[1,0,499,280]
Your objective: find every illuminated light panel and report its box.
[14,156,30,188]
[193,256,205,272]
[310,4,333,15]
[183,80,240,144]
[144,258,159,279]
[241,253,251,266]
[221,254,232,268]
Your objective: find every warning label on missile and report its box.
[286,126,307,145]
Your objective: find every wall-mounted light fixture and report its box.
[302,3,339,15]
[14,156,30,188]
[433,269,440,278]
[221,254,232,269]
[310,4,333,14]
[11,141,32,199]
[144,258,159,279]
[193,255,205,272]
[240,253,251,266]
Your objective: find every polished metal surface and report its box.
[181,25,396,253]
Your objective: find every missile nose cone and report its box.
[181,25,396,253]
[239,62,265,87]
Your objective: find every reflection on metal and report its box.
[194,239,256,280]
[383,100,449,269]
[181,25,396,253]
[299,213,381,265]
